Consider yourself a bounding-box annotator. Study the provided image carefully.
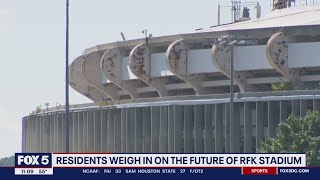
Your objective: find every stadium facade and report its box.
[22,3,320,153]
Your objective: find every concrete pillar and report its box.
[135,108,143,153]
[44,114,50,152]
[114,109,121,152]
[244,102,254,153]
[166,40,210,95]
[313,99,320,112]
[215,104,224,153]
[126,108,136,153]
[159,106,169,153]
[82,111,88,152]
[101,110,108,153]
[57,113,63,152]
[300,100,308,117]
[183,105,194,153]
[82,51,119,100]
[204,104,214,152]
[268,101,277,138]
[101,48,141,99]
[211,42,255,92]
[129,44,168,97]
[53,114,57,152]
[280,101,290,121]
[40,115,44,152]
[151,106,160,152]
[174,105,184,153]
[256,102,265,150]
[168,105,175,152]
[120,108,127,153]
[266,32,303,88]
[292,100,300,116]
[194,105,204,153]
[107,109,115,152]
[224,103,230,153]
[69,55,103,101]
[87,111,94,152]
[61,113,65,152]
[73,112,79,152]
[68,112,73,153]
[94,110,102,152]
[78,111,84,152]
[142,107,151,153]
[230,103,241,153]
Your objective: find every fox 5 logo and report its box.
[15,153,52,168]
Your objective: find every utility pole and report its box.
[65,0,70,153]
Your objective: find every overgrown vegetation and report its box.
[271,81,291,91]
[259,111,320,166]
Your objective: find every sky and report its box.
[0,0,271,158]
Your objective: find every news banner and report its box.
[1,153,319,179]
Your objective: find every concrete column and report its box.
[166,40,210,95]
[114,109,121,152]
[266,32,303,88]
[183,106,194,153]
[215,104,224,153]
[174,105,184,153]
[120,108,127,153]
[129,44,168,97]
[230,103,241,153]
[194,105,204,153]
[53,114,57,152]
[44,115,50,152]
[87,111,94,152]
[224,103,230,153]
[94,110,102,152]
[135,108,143,153]
[151,106,160,153]
[256,102,264,150]
[61,113,65,152]
[126,108,136,153]
[268,101,277,138]
[78,111,84,152]
[82,51,119,100]
[313,99,320,112]
[67,112,73,153]
[72,112,79,152]
[168,105,175,152]
[69,55,103,101]
[101,48,141,99]
[280,101,290,122]
[101,110,108,153]
[57,113,63,152]
[292,100,300,116]
[82,111,88,152]
[40,116,44,152]
[142,107,151,153]
[204,104,214,152]
[107,109,115,152]
[159,106,169,153]
[300,100,308,117]
[212,42,255,92]
[244,102,254,153]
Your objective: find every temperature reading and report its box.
[39,169,48,174]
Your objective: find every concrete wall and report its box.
[23,95,320,153]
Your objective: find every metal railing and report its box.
[273,0,320,10]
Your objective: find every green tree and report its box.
[0,155,15,167]
[259,111,320,166]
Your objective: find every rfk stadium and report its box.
[22,1,320,154]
